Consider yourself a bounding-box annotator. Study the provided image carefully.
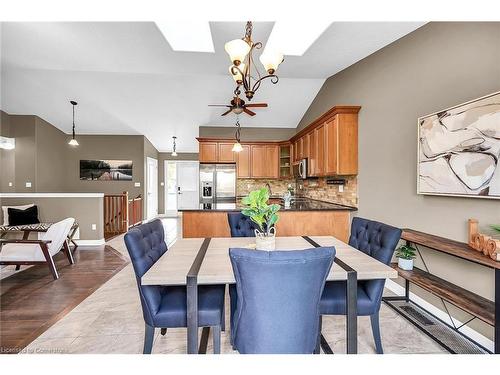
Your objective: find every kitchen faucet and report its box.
[265,182,272,197]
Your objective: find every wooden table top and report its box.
[142,236,398,286]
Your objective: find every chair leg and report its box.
[370,313,383,354]
[314,315,322,354]
[63,240,75,265]
[160,328,167,336]
[39,242,59,280]
[212,325,221,354]
[143,324,155,354]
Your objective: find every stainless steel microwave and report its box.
[293,158,308,179]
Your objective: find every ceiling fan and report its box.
[209,96,267,116]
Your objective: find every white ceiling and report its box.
[0,22,424,152]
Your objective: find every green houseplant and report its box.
[395,244,417,270]
[241,188,280,250]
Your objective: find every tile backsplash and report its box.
[297,176,358,207]
[236,176,358,208]
[236,178,295,197]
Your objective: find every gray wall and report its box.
[199,125,295,141]
[298,22,500,340]
[0,196,104,240]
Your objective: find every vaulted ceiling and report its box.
[1,22,424,152]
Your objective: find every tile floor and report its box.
[22,217,446,354]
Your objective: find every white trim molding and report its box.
[0,193,104,198]
[385,279,494,352]
[73,239,106,246]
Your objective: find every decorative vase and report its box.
[398,258,414,271]
[255,227,276,251]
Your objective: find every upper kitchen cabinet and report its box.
[218,142,236,162]
[199,141,218,163]
[292,106,360,176]
[250,145,279,178]
[324,113,358,175]
[236,144,251,178]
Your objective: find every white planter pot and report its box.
[398,258,414,271]
[255,228,276,251]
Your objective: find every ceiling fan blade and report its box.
[221,109,233,116]
[245,103,268,108]
[243,108,256,116]
[208,105,231,107]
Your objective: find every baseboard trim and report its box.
[384,279,494,352]
[73,239,106,246]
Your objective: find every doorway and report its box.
[165,160,199,216]
[146,157,158,220]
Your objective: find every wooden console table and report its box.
[386,229,499,354]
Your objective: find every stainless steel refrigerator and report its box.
[199,164,236,204]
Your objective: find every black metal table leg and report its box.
[186,238,211,354]
[187,274,198,354]
[346,268,358,354]
[495,268,499,354]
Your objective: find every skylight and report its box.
[156,21,215,53]
[264,20,332,56]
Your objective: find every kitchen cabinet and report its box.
[236,145,251,178]
[315,124,325,176]
[250,145,278,178]
[199,142,218,163]
[218,142,235,162]
[324,114,358,175]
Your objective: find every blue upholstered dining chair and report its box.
[227,212,259,344]
[227,212,258,237]
[229,247,335,354]
[124,219,225,354]
[319,217,401,354]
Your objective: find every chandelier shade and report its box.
[224,39,251,65]
[259,51,284,74]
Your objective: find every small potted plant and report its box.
[395,244,417,270]
[241,188,280,250]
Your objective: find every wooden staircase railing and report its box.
[104,192,143,239]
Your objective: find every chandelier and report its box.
[225,21,283,101]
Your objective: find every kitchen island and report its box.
[180,198,357,243]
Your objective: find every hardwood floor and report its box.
[0,246,128,354]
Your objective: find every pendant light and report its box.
[68,100,79,146]
[232,118,243,152]
[171,136,178,157]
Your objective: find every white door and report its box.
[177,161,199,210]
[165,161,178,217]
[146,157,158,220]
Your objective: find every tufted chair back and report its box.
[124,219,167,326]
[227,212,258,237]
[230,247,335,354]
[349,217,401,304]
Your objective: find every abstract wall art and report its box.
[80,160,133,181]
[418,91,500,199]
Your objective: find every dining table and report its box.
[141,235,398,354]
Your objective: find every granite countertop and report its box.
[180,197,357,212]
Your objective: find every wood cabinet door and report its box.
[218,143,235,162]
[297,137,303,160]
[236,145,251,178]
[308,131,316,176]
[199,142,218,163]
[266,145,279,178]
[337,113,358,174]
[303,134,310,160]
[315,124,325,176]
[250,145,267,177]
[324,116,338,175]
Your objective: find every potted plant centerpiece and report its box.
[395,244,417,270]
[241,188,280,250]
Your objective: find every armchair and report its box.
[0,218,76,280]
